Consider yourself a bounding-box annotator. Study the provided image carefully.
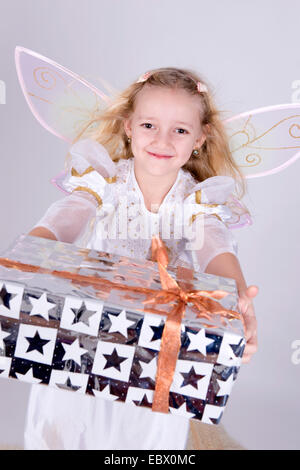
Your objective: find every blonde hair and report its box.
[71,67,246,199]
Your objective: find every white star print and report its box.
[202,404,224,425]
[169,402,196,418]
[139,356,157,381]
[187,329,215,356]
[92,385,119,401]
[216,373,235,396]
[108,309,136,338]
[15,368,42,384]
[61,338,88,366]
[0,323,10,349]
[28,293,56,320]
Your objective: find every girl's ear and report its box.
[196,133,206,149]
[123,117,132,138]
[196,124,210,148]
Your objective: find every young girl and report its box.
[24,67,258,450]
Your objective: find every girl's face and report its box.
[124,86,206,178]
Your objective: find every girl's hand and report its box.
[238,285,259,363]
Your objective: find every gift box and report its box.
[0,234,245,425]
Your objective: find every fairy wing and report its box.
[15,46,118,192]
[15,46,113,143]
[224,103,300,178]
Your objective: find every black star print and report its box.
[0,369,4,374]
[25,330,50,355]
[103,348,127,372]
[180,366,205,389]
[150,321,165,341]
[0,285,16,310]
[229,338,245,357]
[133,393,152,408]
[56,376,81,392]
[71,301,97,327]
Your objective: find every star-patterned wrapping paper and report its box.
[0,235,245,425]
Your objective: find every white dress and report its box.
[24,139,238,450]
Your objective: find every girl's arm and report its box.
[27,139,115,244]
[205,252,258,364]
[28,226,57,240]
[205,252,247,293]
[27,191,98,244]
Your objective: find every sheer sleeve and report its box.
[32,191,97,243]
[32,138,116,244]
[192,216,238,272]
[177,175,239,273]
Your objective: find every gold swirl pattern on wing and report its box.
[27,92,53,104]
[30,66,102,126]
[238,153,262,168]
[290,123,300,138]
[229,114,300,168]
[33,66,67,90]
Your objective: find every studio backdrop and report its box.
[0,0,299,450]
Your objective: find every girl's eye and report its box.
[141,123,153,129]
[141,123,188,134]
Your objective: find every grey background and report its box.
[0,0,299,450]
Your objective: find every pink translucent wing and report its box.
[224,103,300,178]
[15,46,112,143]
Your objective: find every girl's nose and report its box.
[153,130,171,147]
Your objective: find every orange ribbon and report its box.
[0,235,243,414]
[147,235,244,413]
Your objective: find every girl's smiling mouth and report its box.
[147,151,174,159]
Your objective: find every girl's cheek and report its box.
[136,131,150,141]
